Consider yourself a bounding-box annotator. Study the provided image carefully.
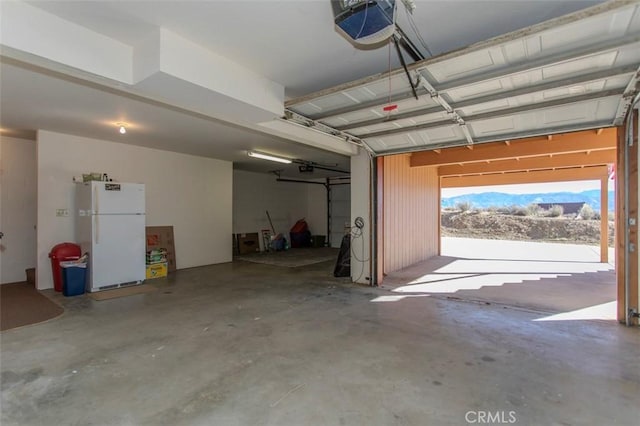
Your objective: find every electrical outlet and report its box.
[55,209,69,217]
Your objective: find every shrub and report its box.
[511,206,528,216]
[456,201,473,212]
[526,203,541,216]
[579,204,595,220]
[548,205,564,217]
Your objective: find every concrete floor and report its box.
[384,238,617,315]
[1,257,639,425]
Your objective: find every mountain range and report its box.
[441,189,615,211]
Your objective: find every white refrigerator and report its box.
[76,182,146,292]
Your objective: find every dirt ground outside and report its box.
[441,210,614,246]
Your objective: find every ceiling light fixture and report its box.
[247,151,292,164]
[116,123,127,134]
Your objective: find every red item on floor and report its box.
[290,219,311,248]
[290,219,309,234]
[48,243,81,292]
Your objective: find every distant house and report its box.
[536,202,586,215]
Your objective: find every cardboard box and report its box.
[237,233,260,254]
[146,226,176,272]
[146,262,168,279]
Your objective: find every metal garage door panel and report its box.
[469,96,620,139]
[429,7,636,87]
[445,78,513,102]
[370,125,464,150]
[348,111,449,136]
[457,77,628,116]
[539,8,634,51]
[542,52,618,80]
[426,47,505,84]
[444,46,639,104]
[320,95,442,128]
[321,109,385,127]
[296,74,413,118]
[286,2,640,155]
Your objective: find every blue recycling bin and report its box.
[61,262,87,297]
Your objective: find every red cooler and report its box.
[49,243,81,292]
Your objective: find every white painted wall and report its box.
[306,183,328,243]
[233,170,330,250]
[0,136,37,284]
[36,130,232,290]
[1,1,133,83]
[350,149,371,284]
[330,184,350,248]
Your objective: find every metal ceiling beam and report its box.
[358,89,623,139]
[438,149,616,176]
[334,65,637,131]
[410,128,617,167]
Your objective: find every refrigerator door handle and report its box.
[94,184,99,215]
[95,214,99,244]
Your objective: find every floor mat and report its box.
[88,284,156,301]
[1,282,64,331]
[235,248,339,268]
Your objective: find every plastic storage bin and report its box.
[49,243,81,292]
[61,262,87,297]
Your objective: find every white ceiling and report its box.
[27,0,603,98]
[0,60,351,176]
[0,0,608,176]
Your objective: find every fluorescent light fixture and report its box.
[247,151,292,164]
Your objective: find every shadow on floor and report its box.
[382,238,616,315]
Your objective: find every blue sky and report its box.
[442,179,615,198]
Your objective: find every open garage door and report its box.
[286,1,640,326]
[286,1,640,156]
[377,127,627,323]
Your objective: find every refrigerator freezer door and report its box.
[90,214,146,290]
[92,182,145,214]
